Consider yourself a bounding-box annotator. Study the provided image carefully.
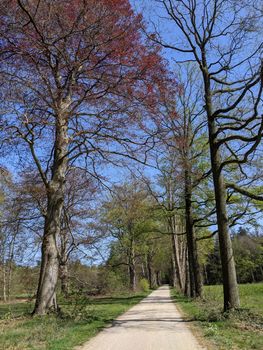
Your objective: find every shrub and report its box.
[139,278,150,292]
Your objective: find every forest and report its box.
[0,1,262,350]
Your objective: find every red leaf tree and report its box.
[0,0,172,314]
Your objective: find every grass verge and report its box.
[172,283,263,350]
[0,292,149,350]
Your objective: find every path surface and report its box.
[77,285,206,350]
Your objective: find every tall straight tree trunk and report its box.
[184,247,190,297]
[129,263,136,291]
[129,237,136,291]
[209,152,240,310]
[147,253,156,289]
[184,168,202,298]
[3,264,7,303]
[141,261,146,279]
[147,259,153,289]
[59,261,69,297]
[156,271,161,286]
[185,174,195,298]
[180,235,187,290]
[203,264,209,285]
[7,261,12,301]
[170,255,177,287]
[171,229,183,291]
[33,110,69,315]
[202,64,240,310]
[7,233,15,301]
[167,178,183,290]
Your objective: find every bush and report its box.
[139,278,150,292]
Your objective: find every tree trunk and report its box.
[180,238,187,290]
[170,256,177,287]
[33,227,59,314]
[203,264,208,285]
[184,248,191,297]
[167,178,184,291]
[59,261,69,297]
[185,168,202,298]
[129,237,136,291]
[156,271,161,286]
[147,253,156,289]
[7,261,12,301]
[171,230,183,291]
[59,226,70,297]
[210,157,240,310]
[129,263,136,291]
[33,110,69,315]
[203,64,240,310]
[141,261,147,279]
[7,234,15,301]
[169,212,187,292]
[2,264,7,303]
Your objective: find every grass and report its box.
[0,292,148,350]
[172,283,263,350]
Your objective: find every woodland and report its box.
[0,1,262,349]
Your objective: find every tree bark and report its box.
[59,225,70,297]
[184,248,191,297]
[210,150,240,310]
[33,110,69,315]
[171,229,183,291]
[202,63,240,310]
[170,256,177,287]
[147,253,156,289]
[2,264,7,303]
[59,261,69,297]
[180,238,187,290]
[185,168,202,298]
[129,263,136,291]
[156,271,161,286]
[33,226,59,314]
[129,237,136,291]
[7,233,15,301]
[7,261,12,301]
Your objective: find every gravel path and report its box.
[76,285,206,350]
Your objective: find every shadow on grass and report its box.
[173,296,193,303]
[60,295,146,307]
[0,302,33,319]
[91,295,146,305]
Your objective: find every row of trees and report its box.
[103,186,263,291]
[1,179,262,301]
[147,0,263,310]
[0,0,262,314]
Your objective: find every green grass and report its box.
[172,283,263,350]
[0,292,148,350]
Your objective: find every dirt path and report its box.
[77,285,206,350]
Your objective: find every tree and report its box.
[102,181,159,291]
[16,165,103,297]
[0,0,169,314]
